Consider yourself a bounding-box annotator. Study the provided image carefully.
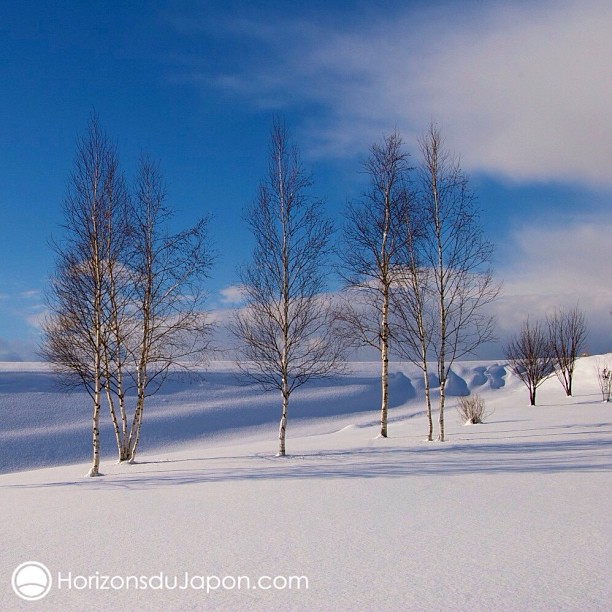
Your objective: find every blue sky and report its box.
[1,0,610,360]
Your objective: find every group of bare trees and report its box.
[335,125,498,443]
[234,121,499,452]
[44,115,500,469]
[504,306,588,405]
[43,116,213,476]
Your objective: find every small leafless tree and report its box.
[504,318,556,406]
[337,131,410,438]
[231,119,345,456]
[418,122,499,440]
[547,305,587,396]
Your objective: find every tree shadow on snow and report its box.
[4,435,611,491]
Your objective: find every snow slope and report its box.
[0,357,611,610]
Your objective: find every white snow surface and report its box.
[1,356,611,610]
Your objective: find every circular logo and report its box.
[11,562,52,601]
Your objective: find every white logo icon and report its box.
[11,561,52,601]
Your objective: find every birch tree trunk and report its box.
[88,359,102,477]
[126,318,149,462]
[437,292,446,442]
[422,364,433,442]
[418,305,433,441]
[127,393,145,462]
[103,381,123,460]
[380,287,389,438]
[278,385,289,457]
[88,311,103,476]
[379,196,390,438]
[438,363,446,442]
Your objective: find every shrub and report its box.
[595,360,611,402]
[457,394,491,424]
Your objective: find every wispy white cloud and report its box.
[18,289,40,300]
[24,306,47,331]
[190,0,612,187]
[219,285,246,305]
[0,285,47,337]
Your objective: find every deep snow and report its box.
[0,356,611,610]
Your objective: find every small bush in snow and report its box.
[457,394,491,424]
[595,361,611,402]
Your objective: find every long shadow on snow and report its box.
[5,436,611,490]
[0,371,416,474]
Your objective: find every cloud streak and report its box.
[191,0,612,187]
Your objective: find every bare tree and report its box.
[94,156,214,464]
[123,156,214,462]
[42,115,128,477]
[392,192,437,440]
[547,305,587,396]
[231,119,345,456]
[504,318,556,406]
[418,122,499,441]
[338,131,410,438]
[43,119,214,472]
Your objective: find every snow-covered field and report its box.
[1,356,610,610]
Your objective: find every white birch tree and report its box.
[231,118,345,456]
[42,115,127,476]
[123,156,214,462]
[338,131,409,438]
[417,123,499,441]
